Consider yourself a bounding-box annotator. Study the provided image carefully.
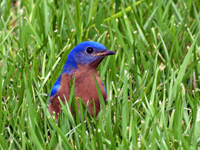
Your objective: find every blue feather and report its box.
[102,82,107,95]
[50,76,61,97]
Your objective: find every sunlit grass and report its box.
[0,0,200,149]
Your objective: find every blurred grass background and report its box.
[0,0,200,149]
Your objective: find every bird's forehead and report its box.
[75,41,107,51]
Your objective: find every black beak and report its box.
[94,50,116,57]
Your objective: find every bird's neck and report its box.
[62,56,78,74]
[62,55,101,74]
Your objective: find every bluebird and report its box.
[48,41,115,117]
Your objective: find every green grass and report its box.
[1,0,200,149]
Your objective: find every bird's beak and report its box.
[93,50,116,57]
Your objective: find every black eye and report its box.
[86,47,94,54]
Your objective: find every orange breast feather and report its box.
[48,67,106,116]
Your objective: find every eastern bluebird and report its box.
[48,41,115,117]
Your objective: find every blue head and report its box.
[63,41,115,73]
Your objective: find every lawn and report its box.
[0,0,200,149]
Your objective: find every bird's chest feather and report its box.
[74,69,106,103]
[49,67,107,116]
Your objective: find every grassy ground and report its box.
[1,0,200,149]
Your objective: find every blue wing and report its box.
[50,75,61,97]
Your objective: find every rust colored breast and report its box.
[74,67,107,115]
[48,65,106,117]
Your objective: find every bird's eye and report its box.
[86,47,94,54]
